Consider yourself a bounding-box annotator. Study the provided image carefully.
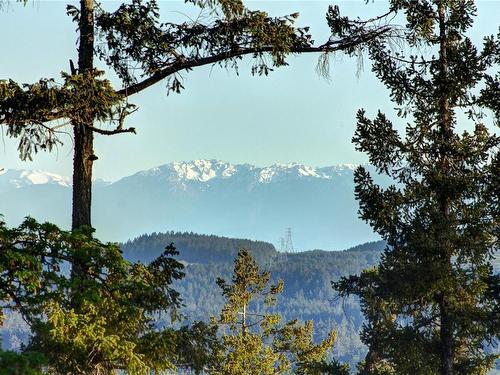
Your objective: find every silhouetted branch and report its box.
[117,26,392,97]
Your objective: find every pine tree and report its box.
[334,1,499,374]
[210,249,347,375]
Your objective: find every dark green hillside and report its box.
[122,232,386,366]
[343,240,387,253]
[121,231,277,264]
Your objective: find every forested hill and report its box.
[121,231,278,264]
[121,231,386,366]
[121,230,385,264]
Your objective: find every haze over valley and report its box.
[1,159,389,250]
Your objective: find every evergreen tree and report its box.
[334,1,499,375]
[0,7,392,371]
[210,249,348,375]
[0,217,213,374]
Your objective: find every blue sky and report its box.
[1,1,499,181]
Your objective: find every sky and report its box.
[1,1,499,181]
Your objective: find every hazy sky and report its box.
[1,1,499,181]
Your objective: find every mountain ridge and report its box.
[1,159,363,188]
[0,159,386,250]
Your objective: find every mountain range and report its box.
[0,160,389,250]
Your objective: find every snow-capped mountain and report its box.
[0,168,113,193]
[1,160,386,250]
[134,160,254,184]
[1,160,360,189]
[125,160,360,185]
[0,168,71,193]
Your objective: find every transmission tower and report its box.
[275,228,294,265]
[284,227,294,253]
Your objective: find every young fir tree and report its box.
[209,249,348,375]
[334,1,499,375]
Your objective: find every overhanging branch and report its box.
[117,26,392,97]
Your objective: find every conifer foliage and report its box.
[334,1,499,374]
[209,249,347,375]
[0,217,204,374]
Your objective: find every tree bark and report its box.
[71,0,95,286]
[72,124,94,231]
[439,294,454,375]
[72,0,95,231]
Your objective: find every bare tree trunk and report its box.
[72,125,94,231]
[71,0,95,286]
[72,0,95,232]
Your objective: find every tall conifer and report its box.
[334,1,499,374]
[1,0,392,231]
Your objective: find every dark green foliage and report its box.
[1,0,391,163]
[208,249,339,375]
[121,231,277,264]
[0,218,222,374]
[0,71,126,161]
[342,241,387,253]
[0,217,68,322]
[95,0,313,90]
[0,348,45,375]
[334,1,500,374]
[0,223,385,371]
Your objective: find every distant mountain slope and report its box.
[0,168,71,193]
[0,160,391,249]
[122,231,278,264]
[122,232,386,366]
[0,226,384,367]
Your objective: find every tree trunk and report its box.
[72,124,94,230]
[437,2,454,375]
[71,0,95,286]
[440,295,454,375]
[72,0,95,231]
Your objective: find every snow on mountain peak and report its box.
[0,169,113,192]
[135,160,362,184]
[20,170,70,186]
[170,160,235,182]
[222,164,237,178]
[258,167,276,183]
[258,163,334,183]
[1,161,363,190]
[336,163,359,171]
[297,165,321,177]
[0,169,70,194]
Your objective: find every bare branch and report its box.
[87,125,136,135]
